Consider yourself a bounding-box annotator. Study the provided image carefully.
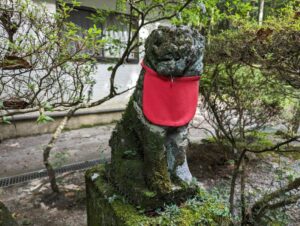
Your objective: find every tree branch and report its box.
[144,0,193,25]
[246,136,300,154]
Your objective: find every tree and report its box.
[0,0,196,193]
[199,61,300,223]
[203,5,300,145]
[197,3,300,223]
[258,0,265,25]
[0,0,104,192]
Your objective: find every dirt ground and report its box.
[0,171,87,226]
[0,120,209,177]
[0,125,114,177]
[1,143,299,226]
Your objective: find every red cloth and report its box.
[141,61,200,127]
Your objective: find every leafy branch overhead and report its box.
[196,1,300,224]
[0,0,102,120]
[205,16,300,88]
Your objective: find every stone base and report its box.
[0,202,18,226]
[106,163,198,211]
[85,165,231,226]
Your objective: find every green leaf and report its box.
[42,102,54,112]
[0,100,4,109]
[37,114,55,124]
[2,116,11,124]
[107,66,114,71]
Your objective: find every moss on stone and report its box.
[86,165,231,226]
[143,191,157,198]
[108,98,189,209]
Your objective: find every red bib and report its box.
[142,61,200,127]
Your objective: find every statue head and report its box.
[144,25,205,77]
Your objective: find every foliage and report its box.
[0,0,101,121]
[175,0,299,31]
[200,59,300,223]
[205,10,300,88]
[195,1,300,224]
[37,114,55,124]
[200,64,284,147]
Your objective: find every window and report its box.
[64,5,139,63]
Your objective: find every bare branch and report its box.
[246,136,300,154]
[144,0,193,25]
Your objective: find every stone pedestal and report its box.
[0,202,18,226]
[85,165,230,226]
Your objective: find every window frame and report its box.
[56,2,139,64]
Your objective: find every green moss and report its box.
[143,191,157,198]
[108,98,186,208]
[280,151,300,160]
[86,165,231,226]
[0,202,18,226]
[201,131,276,152]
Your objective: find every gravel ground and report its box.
[0,118,209,177]
[0,125,114,177]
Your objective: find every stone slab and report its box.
[0,202,18,226]
[85,165,231,226]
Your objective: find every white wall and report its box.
[72,0,119,11]
[34,0,56,12]
[91,63,140,104]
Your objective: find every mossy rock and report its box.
[85,165,231,226]
[0,202,18,226]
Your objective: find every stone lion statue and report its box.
[107,25,205,209]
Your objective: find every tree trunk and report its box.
[229,161,238,216]
[258,0,265,25]
[291,101,300,134]
[248,177,300,224]
[240,157,246,225]
[229,149,247,216]
[43,113,73,193]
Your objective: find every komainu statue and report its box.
[107,25,205,209]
